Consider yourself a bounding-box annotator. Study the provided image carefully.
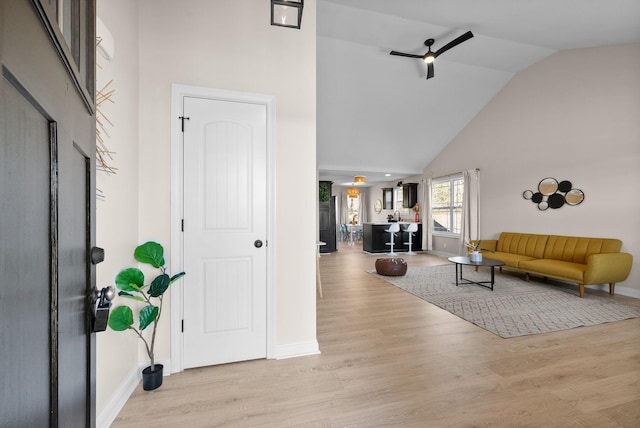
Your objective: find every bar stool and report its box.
[385,223,400,255]
[404,223,418,255]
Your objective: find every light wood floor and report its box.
[112,243,640,427]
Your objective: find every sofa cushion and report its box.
[543,236,623,264]
[519,259,586,282]
[484,251,536,269]
[497,232,548,259]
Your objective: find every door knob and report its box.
[254,240,263,248]
[98,286,116,304]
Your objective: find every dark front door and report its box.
[1,1,97,426]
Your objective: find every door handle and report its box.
[93,286,115,332]
[254,240,263,248]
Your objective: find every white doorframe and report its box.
[169,84,277,373]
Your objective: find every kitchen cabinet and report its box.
[319,181,336,253]
[382,188,394,209]
[402,183,418,209]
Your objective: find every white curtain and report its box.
[459,169,481,255]
[338,191,348,225]
[423,177,433,251]
[358,190,368,224]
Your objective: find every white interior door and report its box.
[182,96,267,368]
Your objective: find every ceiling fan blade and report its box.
[434,31,474,57]
[390,51,424,59]
[426,63,434,79]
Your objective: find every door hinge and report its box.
[181,319,184,332]
[178,116,190,132]
[181,219,184,232]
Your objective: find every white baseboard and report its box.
[275,340,321,360]
[96,366,139,428]
[426,250,458,258]
[589,283,640,299]
[96,360,171,428]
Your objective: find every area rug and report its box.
[369,264,640,338]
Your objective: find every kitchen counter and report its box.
[362,223,422,254]
[364,221,415,225]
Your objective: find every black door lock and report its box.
[90,247,105,265]
[93,286,115,332]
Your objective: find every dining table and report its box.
[347,224,363,245]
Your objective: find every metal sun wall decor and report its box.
[523,178,584,211]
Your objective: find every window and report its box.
[348,195,359,224]
[394,187,404,211]
[42,0,95,99]
[431,175,464,235]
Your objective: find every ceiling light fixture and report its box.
[270,0,303,29]
[346,187,360,198]
[354,175,366,184]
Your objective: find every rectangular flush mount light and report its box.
[271,0,303,29]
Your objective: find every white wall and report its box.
[95,0,140,418]
[95,0,317,421]
[136,0,317,358]
[425,43,640,296]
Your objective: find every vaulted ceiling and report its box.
[317,0,640,186]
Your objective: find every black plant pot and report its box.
[142,364,163,391]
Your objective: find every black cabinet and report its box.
[402,183,418,209]
[382,188,394,209]
[318,181,336,253]
[363,223,422,253]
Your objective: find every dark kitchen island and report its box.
[362,222,422,254]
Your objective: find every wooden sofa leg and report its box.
[578,284,585,298]
[609,283,615,295]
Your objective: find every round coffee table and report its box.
[447,256,505,291]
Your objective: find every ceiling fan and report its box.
[390,31,474,79]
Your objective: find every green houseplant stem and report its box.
[108,241,185,371]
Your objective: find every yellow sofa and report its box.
[478,232,633,298]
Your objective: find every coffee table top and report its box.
[448,256,505,267]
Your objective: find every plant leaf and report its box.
[149,273,170,297]
[134,241,165,268]
[118,291,145,302]
[108,306,134,331]
[169,272,186,284]
[139,305,159,330]
[115,268,144,292]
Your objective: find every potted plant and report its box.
[108,241,185,390]
[465,240,482,262]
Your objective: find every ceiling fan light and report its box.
[423,53,435,64]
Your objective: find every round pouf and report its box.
[375,258,407,276]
